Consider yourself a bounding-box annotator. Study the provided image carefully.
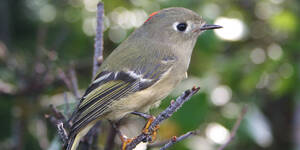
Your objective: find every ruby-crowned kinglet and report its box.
[66,7,222,150]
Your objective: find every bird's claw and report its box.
[121,138,133,150]
[142,116,160,143]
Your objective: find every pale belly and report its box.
[105,70,185,121]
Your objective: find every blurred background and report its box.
[0,0,299,150]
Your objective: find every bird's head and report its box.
[133,7,222,44]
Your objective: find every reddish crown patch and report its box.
[144,11,160,23]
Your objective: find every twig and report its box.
[160,131,197,150]
[57,121,69,145]
[132,111,153,119]
[150,105,247,150]
[93,2,104,79]
[104,124,117,150]
[81,2,105,149]
[217,105,248,150]
[147,140,169,148]
[49,104,67,122]
[57,66,80,99]
[45,114,68,145]
[63,92,71,117]
[57,68,73,92]
[48,2,105,149]
[46,105,69,145]
[68,65,80,99]
[81,121,102,150]
[125,86,200,150]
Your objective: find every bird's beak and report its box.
[200,24,223,31]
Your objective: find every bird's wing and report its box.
[69,55,177,135]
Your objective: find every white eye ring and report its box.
[172,21,192,33]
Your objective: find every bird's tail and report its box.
[66,122,97,150]
[66,134,80,150]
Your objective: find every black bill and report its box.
[200,24,223,31]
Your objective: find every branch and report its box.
[149,106,247,150]
[104,124,117,150]
[45,116,68,145]
[57,68,73,92]
[48,2,105,149]
[68,65,80,99]
[49,104,67,122]
[92,2,104,79]
[125,86,200,150]
[80,121,102,150]
[63,92,72,117]
[45,105,69,145]
[147,140,169,148]
[81,2,105,149]
[57,68,80,99]
[57,121,69,145]
[159,131,197,150]
[217,105,248,150]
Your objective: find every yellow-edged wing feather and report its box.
[67,52,177,150]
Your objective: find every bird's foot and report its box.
[110,121,134,150]
[131,112,160,143]
[120,136,133,150]
[142,117,159,142]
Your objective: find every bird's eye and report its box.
[176,23,187,32]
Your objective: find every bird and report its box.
[66,7,222,150]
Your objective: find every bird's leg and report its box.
[131,111,160,142]
[110,121,134,150]
[131,111,152,119]
[120,136,133,150]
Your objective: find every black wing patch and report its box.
[68,55,176,136]
[69,71,154,135]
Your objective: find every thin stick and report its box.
[57,121,69,145]
[82,2,105,149]
[125,87,200,150]
[147,140,169,148]
[160,131,196,150]
[49,2,105,149]
[69,65,80,99]
[104,125,117,150]
[217,106,248,150]
[81,121,102,150]
[45,107,68,145]
[92,2,104,79]
[58,67,80,99]
[63,92,71,118]
[49,104,67,122]
[57,68,72,92]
